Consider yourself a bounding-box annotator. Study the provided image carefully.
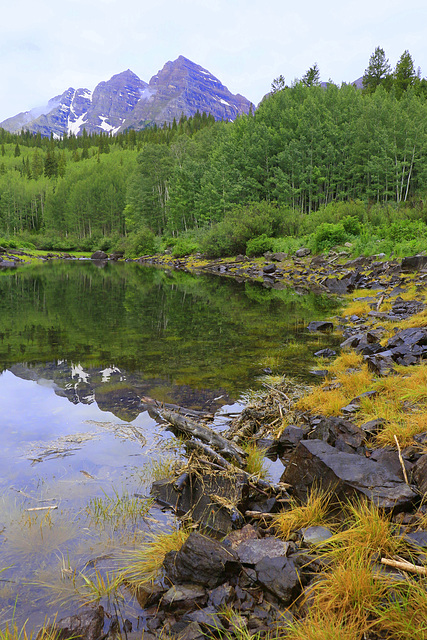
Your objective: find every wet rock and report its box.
[169,621,205,640]
[90,250,108,260]
[151,472,248,537]
[255,556,300,604]
[301,526,334,546]
[401,255,427,272]
[208,583,235,609]
[385,327,427,365]
[306,321,334,333]
[162,584,207,609]
[163,532,238,589]
[307,416,364,452]
[234,537,290,566]
[183,606,224,631]
[412,454,427,495]
[281,439,417,512]
[43,606,104,640]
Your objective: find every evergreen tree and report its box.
[301,63,321,87]
[271,75,286,93]
[394,50,417,98]
[14,143,21,157]
[362,46,392,94]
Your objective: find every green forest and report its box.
[2,47,427,259]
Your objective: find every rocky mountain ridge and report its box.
[0,56,254,137]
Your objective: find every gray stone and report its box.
[295,248,311,257]
[163,532,238,589]
[162,584,207,608]
[208,583,235,609]
[281,439,417,513]
[307,416,364,451]
[43,606,104,640]
[90,250,108,260]
[184,607,224,631]
[412,454,427,495]
[306,321,334,333]
[401,255,427,272]
[234,537,289,566]
[255,556,300,604]
[301,526,334,545]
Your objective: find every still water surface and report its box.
[0,261,338,628]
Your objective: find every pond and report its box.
[0,260,339,630]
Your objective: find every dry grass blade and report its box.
[272,486,332,540]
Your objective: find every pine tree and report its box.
[301,63,321,87]
[394,50,417,98]
[362,46,392,94]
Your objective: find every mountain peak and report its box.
[0,57,254,136]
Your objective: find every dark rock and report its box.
[306,321,334,333]
[270,252,288,261]
[255,556,300,604]
[234,537,289,566]
[281,439,417,512]
[314,348,337,358]
[163,532,238,588]
[307,416,364,451]
[412,454,427,495]
[263,263,276,274]
[222,524,259,550]
[151,472,248,537]
[169,621,205,640]
[208,583,235,609]
[184,606,224,631]
[109,251,124,260]
[370,449,412,481]
[401,255,427,272]
[360,419,385,436]
[405,530,427,550]
[365,353,396,376]
[90,250,108,260]
[295,248,311,257]
[323,277,352,294]
[162,584,207,609]
[278,426,305,450]
[309,369,329,377]
[256,438,279,458]
[43,606,104,640]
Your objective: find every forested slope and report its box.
[1,49,427,258]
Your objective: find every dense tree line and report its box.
[1,48,427,255]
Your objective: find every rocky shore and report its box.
[6,246,427,639]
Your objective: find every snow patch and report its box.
[99,116,115,132]
[68,113,87,135]
[71,363,90,383]
[219,98,231,106]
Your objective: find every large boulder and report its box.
[281,439,417,513]
[90,250,108,260]
[401,255,427,272]
[163,532,239,589]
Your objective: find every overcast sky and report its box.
[1,0,426,123]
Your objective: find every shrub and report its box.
[125,229,159,258]
[172,237,199,257]
[313,222,348,251]
[246,234,275,256]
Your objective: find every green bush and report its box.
[172,237,199,257]
[201,202,284,258]
[313,222,348,251]
[246,234,275,257]
[125,229,159,258]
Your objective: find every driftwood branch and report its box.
[381,557,427,576]
[140,396,213,421]
[151,406,247,466]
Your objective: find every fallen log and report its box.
[140,396,214,421]
[151,406,247,467]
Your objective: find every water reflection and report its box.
[0,262,340,628]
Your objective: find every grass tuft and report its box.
[272,486,332,540]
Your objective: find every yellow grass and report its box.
[272,486,332,540]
